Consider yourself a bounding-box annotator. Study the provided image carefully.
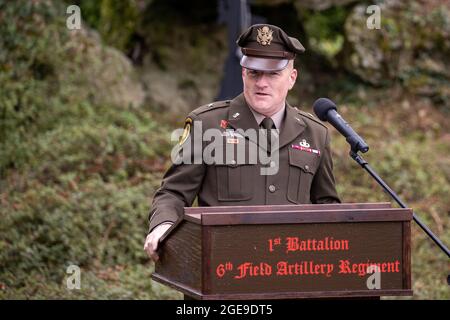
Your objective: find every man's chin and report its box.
[250,105,273,115]
[253,94,272,101]
[250,100,272,110]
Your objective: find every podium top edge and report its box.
[183,207,413,225]
[184,202,393,214]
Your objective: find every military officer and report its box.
[144,24,340,261]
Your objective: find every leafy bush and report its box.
[0,0,176,299]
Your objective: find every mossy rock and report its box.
[343,1,450,107]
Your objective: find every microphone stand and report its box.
[349,148,450,285]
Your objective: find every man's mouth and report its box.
[255,92,270,97]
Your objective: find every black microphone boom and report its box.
[312,97,450,261]
[313,98,369,153]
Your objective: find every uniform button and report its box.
[230,160,236,165]
[268,185,276,193]
[305,165,309,171]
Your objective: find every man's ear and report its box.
[289,68,298,90]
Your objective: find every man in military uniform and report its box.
[144,24,340,261]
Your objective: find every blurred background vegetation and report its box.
[0,0,448,299]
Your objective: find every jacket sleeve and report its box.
[148,116,206,233]
[310,129,341,204]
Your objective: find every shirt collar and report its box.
[248,105,286,129]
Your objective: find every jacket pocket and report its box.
[216,162,255,201]
[287,149,318,204]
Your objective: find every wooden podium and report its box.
[151,203,413,299]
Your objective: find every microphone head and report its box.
[313,98,337,121]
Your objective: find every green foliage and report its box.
[0,0,148,177]
[0,265,182,299]
[76,0,142,51]
[1,178,156,284]
[301,6,348,58]
[0,0,178,299]
[0,0,70,174]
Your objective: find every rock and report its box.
[140,25,227,114]
[61,26,145,108]
[343,0,450,105]
[253,0,359,11]
[294,0,360,11]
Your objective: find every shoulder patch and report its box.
[191,100,231,116]
[298,110,328,129]
[184,117,193,125]
[178,117,192,146]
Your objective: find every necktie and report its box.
[261,117,275,154]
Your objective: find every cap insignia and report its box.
[257,26,273,46]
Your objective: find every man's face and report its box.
[242,61,298,117]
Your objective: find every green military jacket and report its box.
[148,93,340,232]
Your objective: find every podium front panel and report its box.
[208,222,403,293]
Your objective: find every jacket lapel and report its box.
[275,102,306,152]
[226,94,261,148]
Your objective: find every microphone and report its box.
[313,98,369,153]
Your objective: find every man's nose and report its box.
[255,73,269,87]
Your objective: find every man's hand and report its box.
[144,223,172,262]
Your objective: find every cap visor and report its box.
[240,55,289,72]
